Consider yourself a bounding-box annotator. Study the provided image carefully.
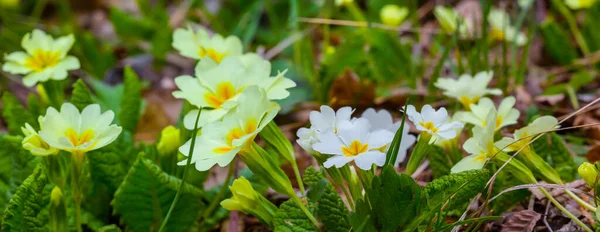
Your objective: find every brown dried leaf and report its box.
[501,210,541,232]
[574,113,600,141]
[328,70,375,109]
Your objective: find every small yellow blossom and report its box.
[380,5,409,27]
[21,123,59,156]
[2,29,80,87]
[172,27,243,63]
[156,126,181,156]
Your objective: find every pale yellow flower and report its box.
[2,29,80,87]
[172,27,243,63]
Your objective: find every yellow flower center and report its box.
[490,28,505,41]
[342,140,369,157]
[459,96,480,110]
[204,82,244,108]
[199,47,227,63]
[25,50,61,72]
[419,121,440,133]
[495,116,503,129]
[214,119,258,154]
[65,128,94,147]
[475,153,487,162]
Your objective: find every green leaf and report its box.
[302,167,350,232]
[428,145,454,178]
[1,164,48,232]
[273,199,318,232]
[71,79,94,111]
[0,135,41,191]
[1,92,37,134]
[422,169,489,212]
[583,2,600,52]
[118,66,142,133]
[532,133,577,182]
[75,32,116,79]
[540,19,578,65]
[25,93,42,120]
[568,71,594,91]
[366,166,421,231]
[109,7,155,39]
[112,153,205,232]
[349,199,377,232]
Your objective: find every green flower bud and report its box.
[157,126,181,156]
[380,5,409,27]
[51,186,63,207]
[220,177,278,226]
[578,162,598,188]
[335,0,353,7]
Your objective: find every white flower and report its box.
[296,126,318,154]
[406,105,464,141]
[434,71,502,108]
[488,9,527,46]
[2,29,80,87]
[21,123,59,156]
[451,109,497,173]
[380,4,409,27]
[433,6,473,38]
[495,116,559,153]
[173,54,295,129]
[296,105,352,154]
[361,108,416,165]
[179,87,279,171]
[454,97,520,131]
[313,118,394,170]
[38,103,122,154]
[172,26,243,63]
[309,105,353,133]
[565,0,597,10]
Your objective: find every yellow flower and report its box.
[179,87,279,171]
[433,6,472,38]
[578,162,599,187]
[488,9,527,46]
[38,103,122,154]
[565,0,597,10]
[156,126,181,156]
[380,5,409,27]
[2,29,80,87]
[495,116,559,154]
[434,71,502,109]
[220,177,278,225]
[172,26,243,63]
[21,123,59,156]
[173,54,295,129]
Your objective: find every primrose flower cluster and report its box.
[433,6,527,46]
[170,26,296,171]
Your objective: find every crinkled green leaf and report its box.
[88,132,136,192]
[1,92,37,134]
[428,145,454,178]
[112,153,205,232]
[118,66,142,133]
[302,167,350,232]
[533,133,577,182]
[1,164,48,232]
[273,199,317,232]
[71,79,94,111]
[366,166,420,231]
[423,169,489,211]
[0,135,41,191]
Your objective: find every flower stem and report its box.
[565,189,597,212]
[539,187,592,232]
[158,109,202,232]
[290,194,320,228]
[70,152,85,232]
[199,163,235,225]
[289,155,306,194]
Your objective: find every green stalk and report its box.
[551,0,590,55]
[290,194,320,227]
[405,133,432,175]
[565,189,596,212]
[539,187,592,232]
[346,2,366,22]
[199,164,235,226]
[70,152,85,232]
[158,109,202,232]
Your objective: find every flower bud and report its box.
[380,5,409,27]
[578,162,598,188]
[335,0,353,7]
[21,123,59,156]
[50,186,63,207]
[157,126,181,156]
[220,177,278,226]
